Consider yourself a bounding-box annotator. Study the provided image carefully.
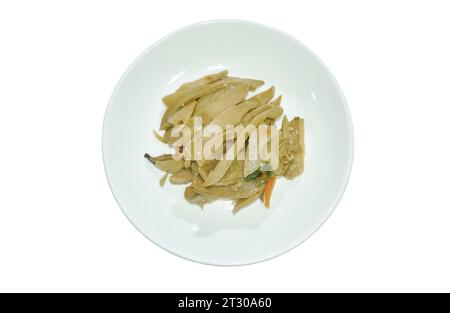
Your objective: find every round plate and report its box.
[102,20,353,266]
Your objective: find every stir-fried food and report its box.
[145,70,305,213]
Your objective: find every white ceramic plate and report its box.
[103,20,353,266]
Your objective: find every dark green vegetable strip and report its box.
[244,169,261,182]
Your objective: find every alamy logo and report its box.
[170,117,280,171]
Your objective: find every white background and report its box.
[1,0,449,292]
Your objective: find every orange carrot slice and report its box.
[264,176,276,208]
